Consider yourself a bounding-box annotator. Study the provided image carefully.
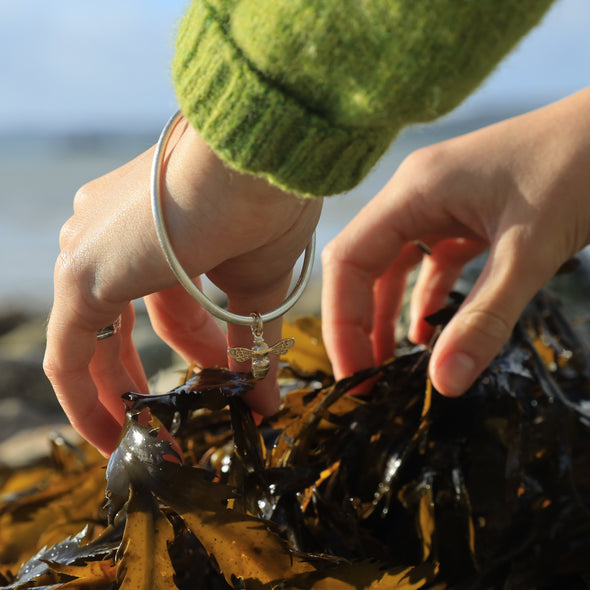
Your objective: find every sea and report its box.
[2,104,588,319]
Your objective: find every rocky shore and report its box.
[0,308,175,467]
[1,261,589,469]
[0,280,323,468]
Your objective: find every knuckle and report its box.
[400,145,441,174]
[397,142,459,202]
[461,307,513,345]
[72,182,94,214]
[58,215,77,250]
[53,249,102,314]
[42,357,71,397]
[400,144,447,182]
[159,306,210,340]
[53,248,80,283]
[320,241,338,268]
[42,354,77,403]
[321,239,347,272]
[42,355,58,384]
[59,184,95,251]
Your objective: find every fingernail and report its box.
[433,352,477,397]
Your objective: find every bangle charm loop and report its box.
[150,111,315,379]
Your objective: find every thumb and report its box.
[428,238,557,397]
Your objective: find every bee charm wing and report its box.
[227,347,255,363]
[227,333,296,380]
[268,337,295,357]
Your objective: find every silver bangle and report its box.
[150,111,315,379]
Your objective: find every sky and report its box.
[1,0,186,134]
[0,0,589,312]
[1,0,590,136]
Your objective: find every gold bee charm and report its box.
[227,313,295,380]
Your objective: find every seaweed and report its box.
[1,294,590,589]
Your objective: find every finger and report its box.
[321,247,375,380]
[144,282,228,369]
[371,243,425,365]
[429,230,559,397]
[321,193,412,380]
[45,320,123,456]
[225,276,293,416]
[321,154,485,382]
[44,257,137,455]
[119,305,150,394]
[90,304,144,420]
[409,238,487,344]
[92,304,182,459]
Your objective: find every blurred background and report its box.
[1,0,590,314]
[1,0,590,458]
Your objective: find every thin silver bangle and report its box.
[150,110,315,378]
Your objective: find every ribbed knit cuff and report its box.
[172,2,390,197]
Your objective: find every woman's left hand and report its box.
[44,120,322,456]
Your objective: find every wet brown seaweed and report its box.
[1,294,590,589]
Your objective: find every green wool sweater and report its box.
[173,0,554,197]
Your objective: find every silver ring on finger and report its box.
[96,316,122,341]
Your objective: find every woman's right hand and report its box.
[322,87,590,397]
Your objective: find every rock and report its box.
[0,308,185,447]
[0,424,80,468]
[0,314,46,363]
[0,311,30,337]
[0,313,67,444]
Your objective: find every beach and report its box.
[2,104,590,462]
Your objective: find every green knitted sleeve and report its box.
[173,0,554,197]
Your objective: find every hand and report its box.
[322,88,590,397]
[44,119,322,456]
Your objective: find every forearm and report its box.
[173,0,555,197]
